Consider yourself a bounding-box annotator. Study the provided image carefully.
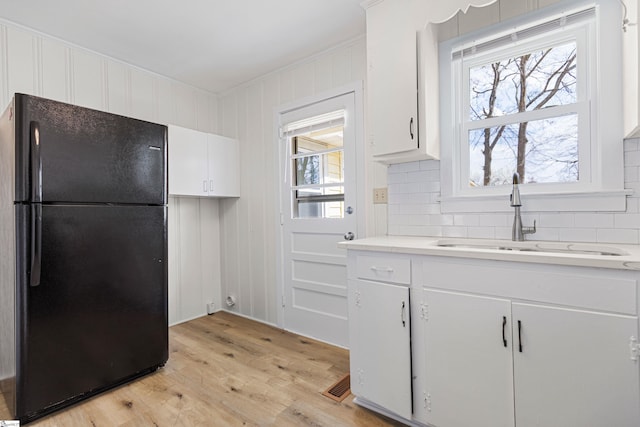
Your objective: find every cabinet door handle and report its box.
[203,180,208,193]
[502,316,507,347]
[401,301,406,327]
[409,117,414,140]
[210,180,214,192]
[518,320,523,352]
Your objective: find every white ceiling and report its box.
[0,0,366,94]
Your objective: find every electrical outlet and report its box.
[373,187,388,204]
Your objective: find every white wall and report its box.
[0,20,221,326]
[217,37,384,325]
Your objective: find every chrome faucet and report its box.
[510,173,536,241]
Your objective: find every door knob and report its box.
[344,232,355,241]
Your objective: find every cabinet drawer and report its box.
[356,255,411,285]
[423,258,637,315]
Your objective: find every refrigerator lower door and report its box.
[17,204,168,421]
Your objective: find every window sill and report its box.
[439,189,631,213]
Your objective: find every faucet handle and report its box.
[523,220,537,236]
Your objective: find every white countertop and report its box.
[339,236,640,271]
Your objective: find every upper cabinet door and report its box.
[207,134,240,197]
[367,0,419,158]
[168,125,208,197]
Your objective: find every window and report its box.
[292,132,344,218]
[281,110,345,219]
[439,0,626,212]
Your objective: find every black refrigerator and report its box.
[0,94,168,423]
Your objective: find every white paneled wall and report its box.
[0,19,220,326]
[218,37,382,326]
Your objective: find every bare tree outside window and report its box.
[467,42,579,187]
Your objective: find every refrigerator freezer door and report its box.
[14,94,166,205]
[16,204,168,420]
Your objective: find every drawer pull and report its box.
[370,266,394,273]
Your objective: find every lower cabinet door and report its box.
[423,289,515,427]
[512,303,640,427]
[348,279,412,419]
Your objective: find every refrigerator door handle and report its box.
[30,204,42,287]
[31,121,42,202]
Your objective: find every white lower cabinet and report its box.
[422,289,514,427]
[346,249,640,427]
[422,290,640,427]
[512,302,640,427]
[348,278,412,420]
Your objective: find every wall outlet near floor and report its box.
[206,302,215,315]
[374,187,388,204]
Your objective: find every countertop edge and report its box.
[339,236,640,271]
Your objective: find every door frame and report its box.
[273,82,367,332]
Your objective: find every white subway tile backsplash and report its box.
[442,226,468,238]
[614,213,640,229]
[574,213,614,228]
[596,228,639,244]
[625,166,639,183]
[387,172,408,184]
[478,213,510,227]
[537,213,574,228]
[419,159,440,170]
[420,181,441,193]
[558,228,597,242]
[624,150,640,167]
[467,227,496,239]
[528,227,560,241]
[428,214,454,226]
[454,214,480,227]
[624,138,640,151]
[386,139,640,245]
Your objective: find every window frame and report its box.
[438,0,628,213]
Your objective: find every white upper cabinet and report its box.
[207,134,240,198]
[168,125,240,198]
[365,0,421,162]
[624,0,640,137]
[362,0,498,164]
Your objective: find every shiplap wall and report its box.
[217,37,379,326]
[0,20,221,326]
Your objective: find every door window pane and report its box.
[290,124,344,218]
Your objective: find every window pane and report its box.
[290,121,344,219]
[295,151,343,186]
[294,186,344,219]
[469,42,577,121]
[469,114,578,187]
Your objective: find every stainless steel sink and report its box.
[434,240,629,256]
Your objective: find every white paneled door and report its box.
[279,91,358,347]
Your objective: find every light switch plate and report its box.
[374,187,388,204]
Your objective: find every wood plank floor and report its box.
[2,312,405,426]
